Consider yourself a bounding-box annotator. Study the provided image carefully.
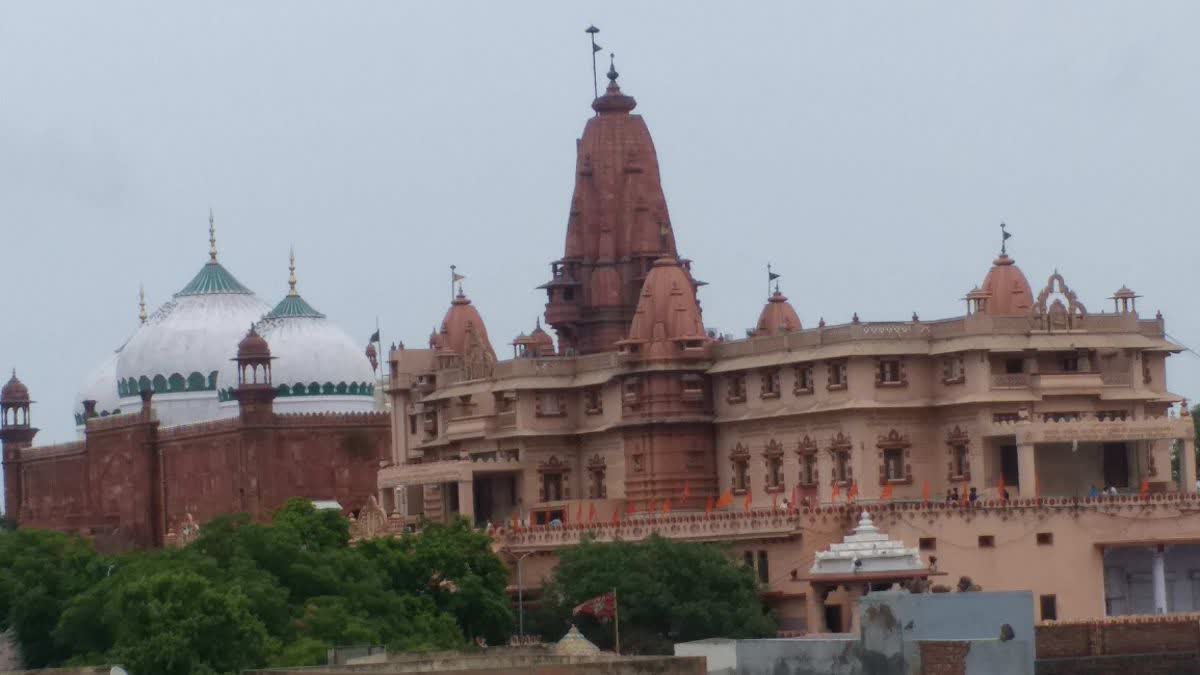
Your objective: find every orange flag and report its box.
[625,500,636,515]
[611,507,620,525]
[921,480,930,504]
[831,483,841,503]
[705,496,714,514]
[663,499,672,514]
[716,489,733,508]
[743,490,753,511]
[682,481,691,499]
[1140,479,1150,499]
[881,483,893,501]
[588,503,598,522]
[847,481,859,503]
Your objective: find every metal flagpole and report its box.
[450,265,457,302]
[613,587,620,655]
[586,26,601,100]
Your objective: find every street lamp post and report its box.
[517,552,533,638]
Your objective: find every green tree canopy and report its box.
[532,535,775,654]
[0,502,513,673]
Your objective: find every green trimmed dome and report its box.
[267,293,326,319]
[177,262,253,296]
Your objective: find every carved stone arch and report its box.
[946,425,972,482]
[876,428,913,486]
[1035,271,1087,329]
[730,442,751,494]
[797,435,818,455]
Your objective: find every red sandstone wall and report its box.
[19,450,87,529]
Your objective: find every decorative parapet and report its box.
[272,411,389,427]
[158,417,242,441]
[985,414,1190,442]
[85,409,155,432]
[502,510,800,552]
[21,441,85,461]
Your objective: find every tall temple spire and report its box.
[208,208,218,263]
[288,246,298,296]
[138,284,148,324]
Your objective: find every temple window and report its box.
[727,374,747,403]
[584,387,603,415]
[1060,354,1080,373]
[587,455,607,498]
[942,356,965,385]
[876,358,906,387]
[731,443,750,494]
[681,374,705,401]
[494,391,516,414]
[793,364,814,395]
[1142,360,1153,384]
[623,376,643,406]
[1005,358,1024,374]
[537,456,570,502]
[830,433,852,485]
[876,429,913,485]
[756,551,770,584]
[761,368,781,399]
[563,288,575,302]
[1040,595,1058,621]
[535,391,566,417]
[801,453,817,486]
[946,426,970,482]
[827,361,847,390]
[763,440,785,493]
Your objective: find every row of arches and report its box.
[117,372,219,397]
[215,381,375,402]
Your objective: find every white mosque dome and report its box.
[115,255,272,427]
[218,256,377,414]
[74,350,123,427]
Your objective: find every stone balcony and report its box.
[502,510,801,552]
[984,414,1192,443]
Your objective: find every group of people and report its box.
[945,486,1011,504]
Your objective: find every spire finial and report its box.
[287,246,298,296]
[1000,222,1012,256]
[607,52,618,83]
[209,208,218,262]
[138,284,147,324]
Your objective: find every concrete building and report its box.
[371,61,1199,629]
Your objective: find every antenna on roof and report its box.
[586,25,601,99]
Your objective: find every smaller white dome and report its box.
[218,291,377,413]
[75,350,123,426]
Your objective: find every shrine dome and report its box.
[1,371,29,404]
[431,290,496,360]
[218,252,377,414]
[979,254,1033,317]
[114,218,272,427]
[753,290,802,337]
[617,256,708,359]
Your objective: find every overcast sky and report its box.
[2,2,1199,444]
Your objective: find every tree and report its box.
[0,529,105,668]
[532,535,775,654]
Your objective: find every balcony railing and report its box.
[991,373,1030,388]
[1101,372,1133,386]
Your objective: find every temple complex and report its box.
[373,61,1198,631]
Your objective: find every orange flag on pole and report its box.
[848,481,859,503]
[705,496,714,514]
[831,483,841,503]
[921,480,930,504]
[682,481,691,499]
[663,499,672,514]
[716,489,733,509]
[1140,479,1150,499]
[881,483,893,501]
[743,490,753,512]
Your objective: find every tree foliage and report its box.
[532,535,775,654]
[0,501,512,674]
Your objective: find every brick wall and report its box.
[1036,653,1200,675]
[918,641,968,675]
[1036,615,1200,659]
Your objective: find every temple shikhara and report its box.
[4,57,1199,633]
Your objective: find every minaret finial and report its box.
[138,284,147,324]
[607,52,618,83]
[209,208,218,262]
[287,246,298,296]
[1000,221,1011,256]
